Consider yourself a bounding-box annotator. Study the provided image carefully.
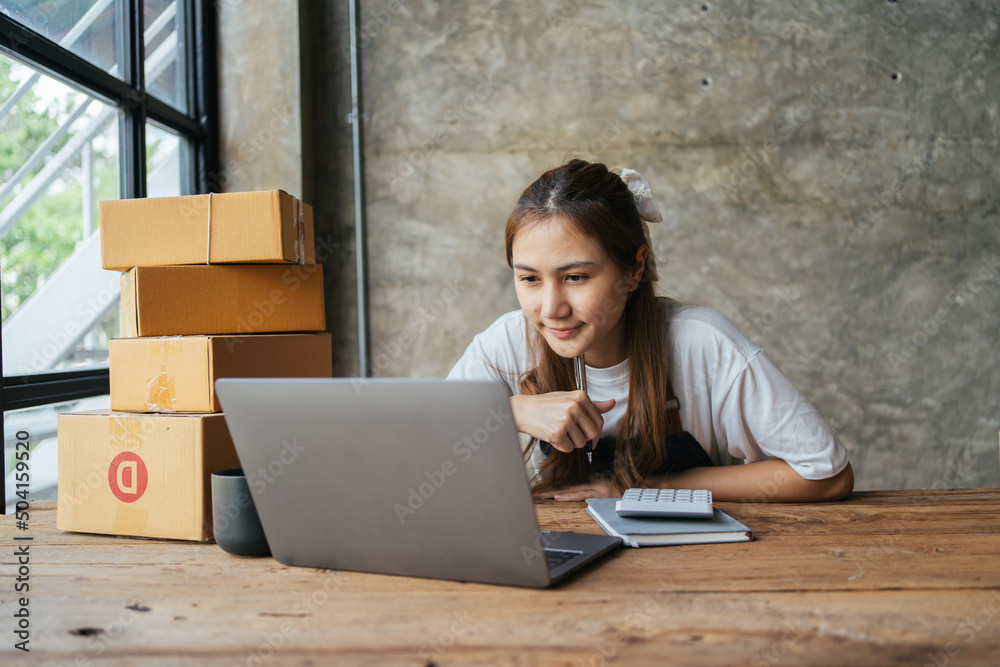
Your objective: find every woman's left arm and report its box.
[660,459,854,502]
[539,460,854,502]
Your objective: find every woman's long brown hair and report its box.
[504,159,680,493]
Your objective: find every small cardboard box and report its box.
[100,190,315,271]
[120,264,326,337]
[110,333,333,412]
[57,411,240,541]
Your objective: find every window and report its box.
[1,0,218,512]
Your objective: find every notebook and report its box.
[214,378,621,588]
[586,498,753,548]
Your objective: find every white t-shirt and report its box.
[446,303,849,481]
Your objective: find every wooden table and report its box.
[2,489,999,666]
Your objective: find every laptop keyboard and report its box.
[545,549,581,569]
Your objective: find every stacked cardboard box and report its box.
[58,190,331,541]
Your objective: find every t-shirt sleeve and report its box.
[670,305,849,482]
[722,350,850,481]
[445,312,527,396]
[446,335,507,383]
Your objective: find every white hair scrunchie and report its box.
[619,168,662,285]
[620,168,663,223]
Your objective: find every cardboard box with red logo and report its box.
[56,411,240,541]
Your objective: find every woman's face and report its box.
[511,216,645,368]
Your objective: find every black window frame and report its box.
[0,0,219,512]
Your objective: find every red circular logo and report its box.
[108,452,148,503]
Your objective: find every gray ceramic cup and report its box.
[211,468,271,557]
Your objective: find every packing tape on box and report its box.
[121,271,136,337]
[144,363,177,412]
[204,192,305,264]
[143,338,181,412]
[110,414,143,448]
[206,191,214,264]
[114,504,148,535]
[295,198,306,264]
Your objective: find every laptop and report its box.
[214,378,621,588]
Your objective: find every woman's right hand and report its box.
[510,392,616,453]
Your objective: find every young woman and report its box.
[447,159,853,502]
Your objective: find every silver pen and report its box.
[574,355,593,463]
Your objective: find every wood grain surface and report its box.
[1,489,998,666]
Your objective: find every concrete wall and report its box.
[218,0,358,370]
[217,0,304,198]
[228,1,1000,491]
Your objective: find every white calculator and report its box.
[615,488,714,519]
